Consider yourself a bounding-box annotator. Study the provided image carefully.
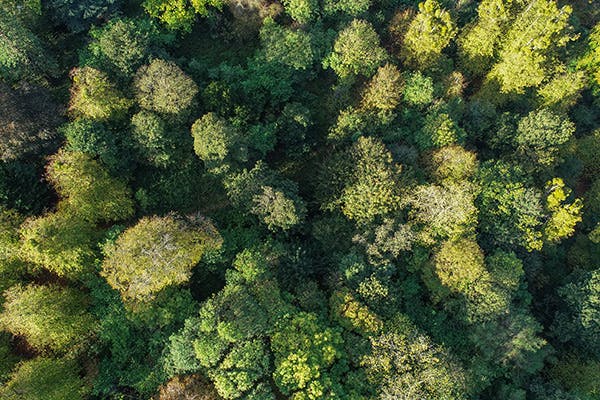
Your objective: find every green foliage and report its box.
[225,162,306,230]
[476,161,544,251]
[402,0,456,68]
[362,315,468,400]
[416,109,466,150]
[19,211,99,277]
[458,0,515,76]
[61,119,131,172]
[553,270,600,355]
[69,67,132,120]
[1,0,598,397]
[325,19,387,78]
[0,284,96,353]
[360,63,403,115]
[431,238,486,293]
[403,71,434,106]
[282,0,318,24]
[427,145,478,184]
[515,108,575,168]
[102,213,222,301]
[330,289,383,336]
[551,355,600,399]
[84,18,161,76]
[537,70,586,110]
[578,23,600,91]
[46,150,134,223]
[134,59,199,116]
[271,312,346,398]
[45,0,123,32]
[576,130,600,179]
[410,183,478,241]
[251,185,307,231]
[260,18,314,70]
[323,0,371,17]
[131,111,176,168]
[191,112,244,169]
[487,0,574,93]
[0,9,58,83]
[0,357,88,400]
[320,136,402,223]
[143,0,224,31]
[544,178,582,243]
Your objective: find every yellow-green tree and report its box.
[487,0,573,93]
[402,0,456,69]
[46,150,134,224]
[0,284,96,353]
[68,67,132,120]
[101,213,222,302]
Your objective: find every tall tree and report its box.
[0,284,96,353]
[101,213,222,302]
[325,19,387,79]
[402,0,456,69]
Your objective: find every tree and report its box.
[426,145,478,184]
[409,183,478,241]
[84,17,161,76]
[415,109,466,150]
[134,59,199,117]
[322,0,371,17]
[576,130,600,179]
[175,248,291,399]
[271,312,346,399]
[281,0,318,24]
[225,162,306,230]
[537,70,586,111]
[320,136,402,223]
[0,83,61,161]
[61,119,128,172]
[0,8,58,83]
[362,315,468,400]
[131,111,177,168]
[329,289,383,336]
[403,71,434,107]
[515,108,575,168]
[143,0,224,31]
[260,18,314,70]
[325,19,387,79]
[0,208,25,293]
[191,112,244,170]
[0,357,88,400]
[402,0,456,69]
[0,284,96,353]
[101,213,222,301]
[360,63,403,115]
[431,238,486,294]
[44,0,124,32]
[486,0,573,93]
[46,150,134,223]
[69,67,132,120]
[458,0,515,76]
[251,186,306,231]
[578,22,600,91]
[19,211,99,277]
[553,270,600,356]
[476,161,544,251]
[543,178,582,243]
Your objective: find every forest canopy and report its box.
[0,0,599,399]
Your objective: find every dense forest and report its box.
[0,0,599,398]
